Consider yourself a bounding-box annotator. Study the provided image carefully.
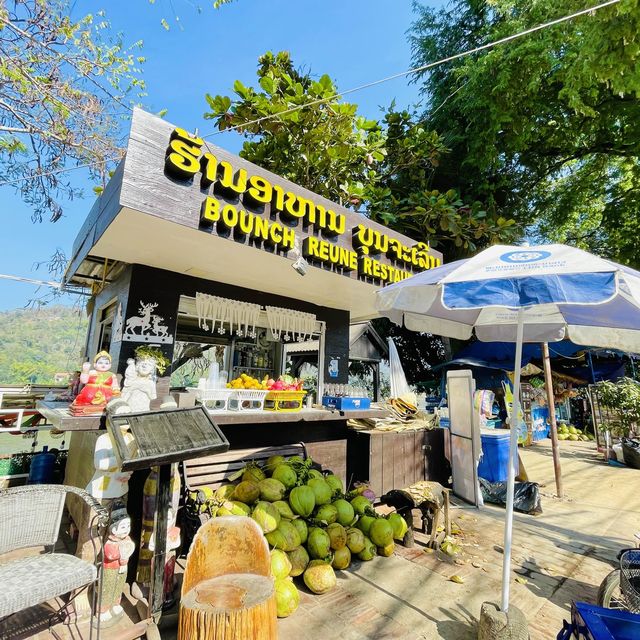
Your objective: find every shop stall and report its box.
[36,108,443,544]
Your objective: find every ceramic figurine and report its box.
[120,356,157,413]
[86,404,137,501]
[70,351,120,415]
[148,507,181,609]
[99,506,135,626]
[136,465,181,590]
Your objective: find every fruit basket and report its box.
[264,390,306,412]
[188,388,233,412]
[229,389,269,412]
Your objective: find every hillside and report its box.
[0,305,88,384]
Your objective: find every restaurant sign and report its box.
[165,126,442,285]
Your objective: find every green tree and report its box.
[205,51,387,207]
[410,0,640,265]
[204,51,518,259]
[0,0,146,222]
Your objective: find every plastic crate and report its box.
[228,389,269,411]
[189,388,233,412]
[264,391,306,412]
[557,601,640,640]
[321,396,371,411]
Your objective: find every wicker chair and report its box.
[0,484,108,639]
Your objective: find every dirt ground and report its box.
[3,439,639,639]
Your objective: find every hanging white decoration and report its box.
[265,306,316,343]
[195,293,262,338]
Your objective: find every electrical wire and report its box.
[202,0,620,139]
[0,0,621,188]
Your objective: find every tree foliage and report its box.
[410,0,640,265]
[0,0,145,222]
[204,50,518,259]
[0,305,87,383]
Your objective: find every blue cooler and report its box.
[478,429,516,483]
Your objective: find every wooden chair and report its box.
[178,515,277,640]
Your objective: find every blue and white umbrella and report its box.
[376,244,640,611]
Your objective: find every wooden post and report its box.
[150,464,171,619]
[541,343,563,498]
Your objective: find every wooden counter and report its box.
[37,400,387,431]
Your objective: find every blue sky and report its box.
[0,0,442,311]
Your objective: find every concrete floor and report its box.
[278,440,640,640]
[3,439,639,639]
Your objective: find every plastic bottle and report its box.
[28,446,56,484]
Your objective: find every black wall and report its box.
[92,264,350,383]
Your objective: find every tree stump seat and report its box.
[178,516,277,640]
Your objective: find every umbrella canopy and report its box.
[377,244,640,353]
[375,244,640,612]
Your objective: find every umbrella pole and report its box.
[501,307,524,612]
[542,343,563,498]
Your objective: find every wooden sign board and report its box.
[107,406,229,472]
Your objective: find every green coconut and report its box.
[369,518,394,548]
[307,468,324,480]
[291,518,308,545]
[333,499,355,527]
[266,520,302,552]
[307,527,331,559]
[350,496,371,515]
[286,545,310,577]
[357,536,377,561]
[242,463,266,484]
[270,549,292,579]
[325,474,343,495]
[303,560,337,594]
[377,541,395,557]
[315,503,338,525]
[214,484,236,501]
[232,480,260,504]
[217,500,251,517]
[332,545,351,570]
[259,477,286,502]
[251,501,281,533]
[326,522,347,550]
[307,478,332,506]
[273,500,296,520]
[265,455,286,475]
[355,514,375,537]
[289,485,315,518]
[275,577,300,618]
[271,464,298,490]
[387,512,409,541]
[346,527,366,554]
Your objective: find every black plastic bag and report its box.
[622,438,640,470]
[479,477,543,515]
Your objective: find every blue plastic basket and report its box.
[322,396,371,411]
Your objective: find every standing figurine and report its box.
[120,356,157,413]
[99,506,135,626]
[70,351,120,415]
[136,465,181,592]
[148,507,181,609]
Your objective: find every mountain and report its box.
[0,305,88,384]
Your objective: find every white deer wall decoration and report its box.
[123,301,173,344]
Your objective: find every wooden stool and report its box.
[178,516,277,640]
[381,481,451,549]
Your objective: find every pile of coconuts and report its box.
[192,454,408,618]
